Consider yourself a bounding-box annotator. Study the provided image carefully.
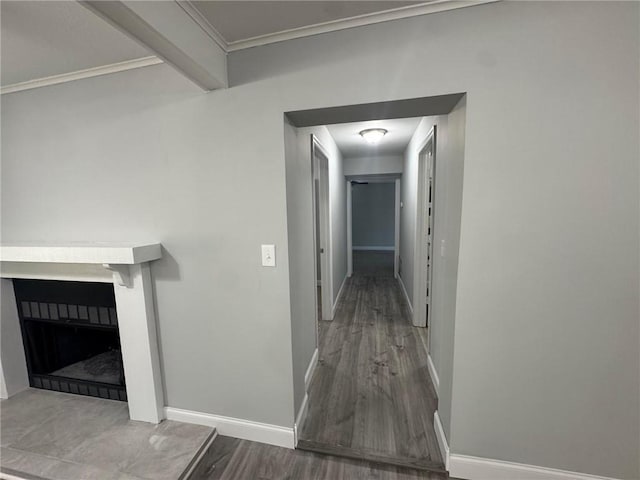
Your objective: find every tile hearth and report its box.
[0,389,215,480]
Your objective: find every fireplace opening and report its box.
[13,279,127,401]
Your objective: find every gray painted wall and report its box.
[285,124,346,416]
[2,65,297,427]
[431,100,466,444]
[2,2,638,478]
[399,105,466,445]
[344,155,403,176]
[283,119,315,418]
[325,134,348,306]
[399,116,438,305]
[352,183,395,248]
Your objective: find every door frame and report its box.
[346,180,353,277]
[413,125,437,330]
[394,178,401,279]
[311,135,333,321]
[346,175,400,278]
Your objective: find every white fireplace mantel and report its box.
[0,242,165,424]
[0,242,162,265]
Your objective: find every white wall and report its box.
[2,2,638,478]
[344,155,403,176]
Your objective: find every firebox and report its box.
[13,279,126,401]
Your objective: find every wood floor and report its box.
[192,436,453,480]
[299,251,444,472]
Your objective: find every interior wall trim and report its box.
[176,0,229,50]
[427,354,440,391]
[331,274,348,319]
[223,0,500,51]
[448,454,622,480]
[398,275,413,315]
[164,406,295,449]
[0,56,162,95]
[293,392,309,446]
[434,411,450,471]
[304,348,319,393]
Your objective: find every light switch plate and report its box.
[261,244,276,267]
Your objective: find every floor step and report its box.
[297,439,448,475]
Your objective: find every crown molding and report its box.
[0,0,497,95]
[224,0,499,52]
[176,0,229,52]
[0,56,162,95]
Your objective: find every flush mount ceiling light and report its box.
[359,128,387,145]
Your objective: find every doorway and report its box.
[413,127,436,337]
[285,95,467,476]
[311,136,332,323]
[295,118,445,473]
[347,178,399,277]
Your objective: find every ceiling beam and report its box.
[80,1,227,91]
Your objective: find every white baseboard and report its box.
[398,275,413,314]
[433,410,619,480]
[295,348,318,445]
[427,354,440,391]
[293,392,309,445]
[352,246,395,251]
[164,407,294,449]
[449,454,622,480]
[331,274,348,318]
[434,411,450,470]
[304,348,319,392]
[0,382,28,400]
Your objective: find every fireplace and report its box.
[1,242,165,423]
[14,279,127,401]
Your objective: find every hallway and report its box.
[298,252,444,472]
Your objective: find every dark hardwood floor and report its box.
[299,251,444,472]
[192,436,452,480]
[191,251,448,479]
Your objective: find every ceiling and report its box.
[0,1,151,86]
[327,117,422,158]
[0,1,483,91]
[190,1,423,44]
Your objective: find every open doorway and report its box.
[284,94,466,476]
[348,178,398,277]
[296,117,444,472]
